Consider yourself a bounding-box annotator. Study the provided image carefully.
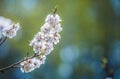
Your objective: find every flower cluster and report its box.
[0,16,20,39]
[20,13,62,73]
[20,55,46,73]
[30,14,62,55]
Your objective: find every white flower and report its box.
[3,30,16,39]
[33,42,43,54]
[2,26,17,39]
[0,16,20,39]
[45,14,61,26]
[50,24,62,33]
[20,59,35,73]
[29,38,36,46]
[44,33,54,43]
[39,55,46,64]
[31,58,41,68]
[33,41,53,55]
[41,23,51,34]
[53,33,61,44]
[35,32,44,42]
[20,56,46,73]
[29,32,44,47]
[41,42,53,55]
[13,22,20,31]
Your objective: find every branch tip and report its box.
[53,6,57,14]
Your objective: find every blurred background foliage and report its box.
[0,0,120,79]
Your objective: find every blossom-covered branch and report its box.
[20,8,62,73]
[0,8,62,73]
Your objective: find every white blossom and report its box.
[31,58,41,68]
[39,55,46,64]
[41,42,53,55]
[35,32,44,41]
[44,33,54,43]
[50,24,62,33]
[41,23,51,34]
[45,14,62,26]
[20,59,35,73]
[13,23,20,31]
[33,42,43,54]
[20,56,46,73]
[0,16,20,39]
[53,33,61,44]
[2,29,16,39]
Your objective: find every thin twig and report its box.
[0,53,38,73]
[0,38,2,42]
[53,6,57,14]
[0,37,7,46]
[26,52,29,58]
[13,66,21,68]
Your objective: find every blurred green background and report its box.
[0,0,120,79]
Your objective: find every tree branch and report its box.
[0,53,38,73]
[0,37,7,46]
